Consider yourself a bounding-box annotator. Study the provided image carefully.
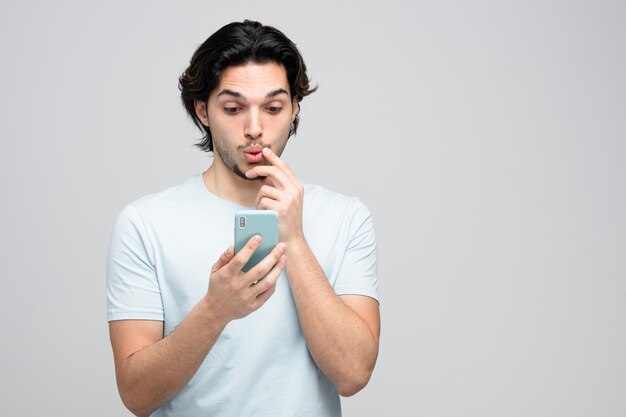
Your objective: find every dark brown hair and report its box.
[178,20,317,152]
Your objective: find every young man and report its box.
[107,20,379,417]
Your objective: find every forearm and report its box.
[117,298,227,416]
[285,238,379,396]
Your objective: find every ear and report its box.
[194,99,209,126]
[291,97,299,123]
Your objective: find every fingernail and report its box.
[254,235,262,243]
[262,147,271,155]
[278,242,286,251]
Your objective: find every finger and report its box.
[254,185,282,208]
[257,197,280,211]
[248,242,286,279]
[231,235,263,272]
[251,255,285,298]
[211,245,234,273]
[261,147,300,185]
[245,165,289,189]
[251,282,277,310]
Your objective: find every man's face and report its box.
[199,62,298,181]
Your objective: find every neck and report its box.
[202,156,261,208]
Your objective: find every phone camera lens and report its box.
[239,216,246,228]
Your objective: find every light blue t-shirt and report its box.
[107,174,378,417]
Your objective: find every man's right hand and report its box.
[204,235,286,324]
[109,235,285,416]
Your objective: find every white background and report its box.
[1,1,624,416]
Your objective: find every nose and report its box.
[244,108,263,139]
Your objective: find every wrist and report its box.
[283,233,307,250]
[197,295,229,330]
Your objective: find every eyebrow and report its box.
[217,88,289,100]
[265,88,289,98]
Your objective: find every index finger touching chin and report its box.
[262,147,287,168]
[262,147,299,185]
[260,177,274,187]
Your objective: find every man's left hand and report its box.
[245,147,305,244]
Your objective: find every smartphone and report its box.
[234,210,279,272]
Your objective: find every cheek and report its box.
[210,111,239,130]
[278,115,292,134]
[209,119,235,139]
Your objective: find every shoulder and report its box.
[304,183,371,212]
[114,175,201,227]
[303,183,373,224]
[132,175,199,211]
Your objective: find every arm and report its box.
[285,238,380,396]
[110,303,225,417]
[246,147,380,396]
[109,239,286,417]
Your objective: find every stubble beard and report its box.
[212,134,289,182]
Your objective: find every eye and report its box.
[266,106,283,114]
[224,107,240,114]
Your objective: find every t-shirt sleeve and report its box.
[106,204,164,322]
[332,198,379,302]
